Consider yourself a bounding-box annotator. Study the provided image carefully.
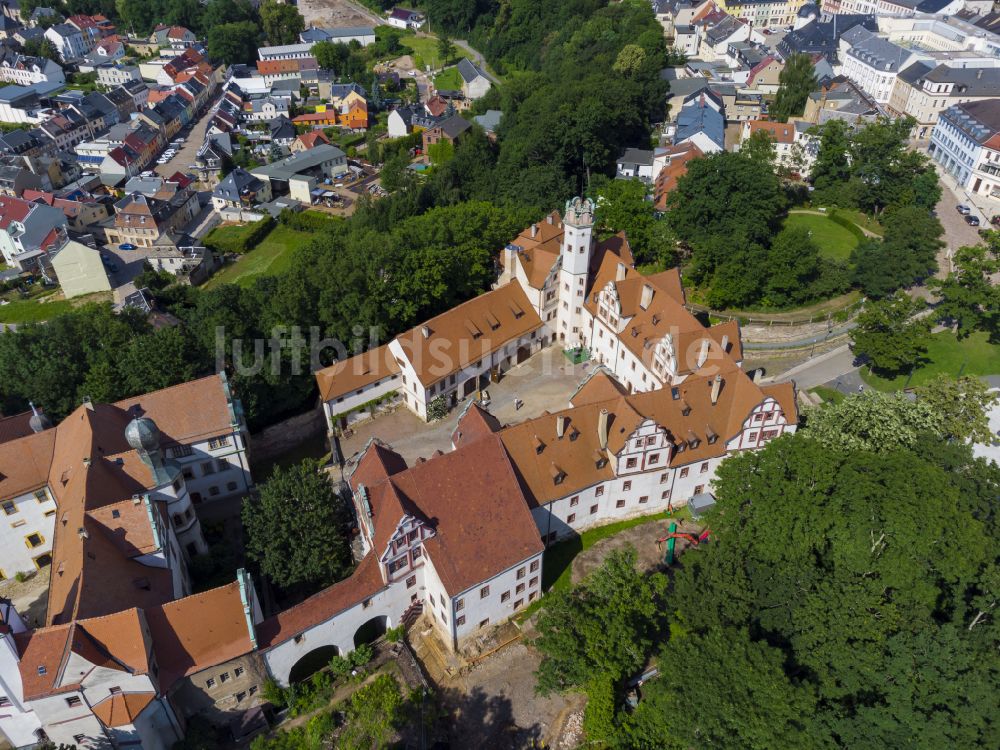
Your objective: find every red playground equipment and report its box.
[658,522,711,564]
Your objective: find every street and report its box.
[934,166,985,276]
[155,95,222,177]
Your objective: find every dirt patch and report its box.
[296,0,382,29]
[570,517,705,586]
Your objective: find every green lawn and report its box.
[204,225,310,289]
[861,331,1000,390]
[810,385,845,405]
[830,207,883,236]
[401,35,444,70]
[784,212,860,261]
[0,288,113,324]
[0,296,74,323]
[433,66,463,90]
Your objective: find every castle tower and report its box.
[557,196,595,347]
[125,416,209,557]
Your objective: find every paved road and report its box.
[155,95,222,178]
[768,344,860,390]
[453,38,499,82]
[933,165,988,276]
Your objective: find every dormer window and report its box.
[592,449,607,469]
[550,463,566,485]
[533,435,545,454]
[671,387,680,400]
[681,400,692,417]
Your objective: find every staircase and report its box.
[401,599,424,630]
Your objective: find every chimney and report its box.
[616,262,627,282]
[640,284,654,310]
[421,325,431,338]
[720,334,729,352]
[711,374,722,405]
[597,409,609,451]
[546,214,553,225]
[531,224,537,238]
[556,415,567,438]
[82,457,91,467]
[82,395,93,411]
[77,527,89,540]
[978,69,983,79]
[697,338,710,367]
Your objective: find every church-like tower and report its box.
[557,196,595,347]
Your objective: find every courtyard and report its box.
[338,344,594,466]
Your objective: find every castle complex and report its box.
[0,199,797,748]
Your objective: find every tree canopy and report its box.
[242,459,353,591]
[259,0,304,45]
[769,54,816,122]
[850,292,931,373]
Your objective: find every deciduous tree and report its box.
[770,54,816,122]
[533,548,668,695]
[916,374,999,444]
[242,459,353,590]
[260,0,304,45]
[851,292,931,374]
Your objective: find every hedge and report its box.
[203,216,275,255]
[828,210,870,243]
[277,209,342,233]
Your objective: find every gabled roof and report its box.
[457,57,487,83]
[146,581,254,689]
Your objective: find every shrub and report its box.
[426,395,448,421]
[262,677,287,709]
[329,653,353,677]
[277,209,342,233]
[385,624,405,643]
[203,216,275,255]
[350,643,374,668]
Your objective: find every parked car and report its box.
[965,214,981,226]
[119,243,136,250]
[140,170,154,178]
[956,204,971,215]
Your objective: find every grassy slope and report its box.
[433,66,463,90]
[861,331,1000,390]
[204,225,311,289]
[784,212,860,261]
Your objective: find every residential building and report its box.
[653,142,703,210]
[46,239,111,298]
[716,0,808,29]
[739,119,810,173]
[0,54,63,87]
[456,58,491,100]
[746,55,784,93]
[888,62,1000,139]
[422,114,471,153]
[841,31,921,104]
[104,184,199,248]
[674,92,726,153]
[616,148,656,181]
[0,194,67,268]
[151,24,196,48]
[777,13,876,62]
[929,99,1000,202]
[386,7,424,30]
[96,64,140,87]
[290,129,330,153]
[43,23,87,61]
[802,75,883,124]
[211,167,270,211]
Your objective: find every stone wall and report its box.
[250,407,327,463]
